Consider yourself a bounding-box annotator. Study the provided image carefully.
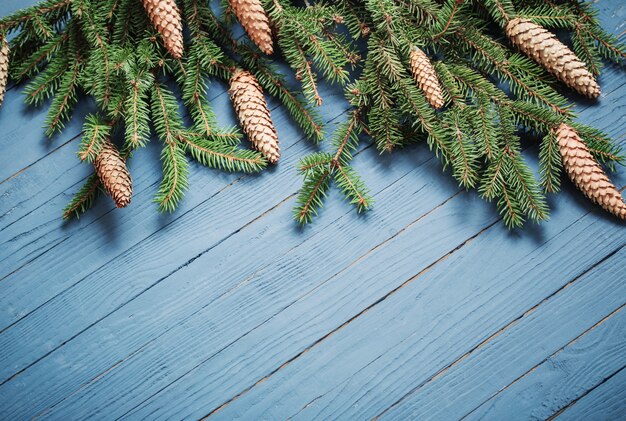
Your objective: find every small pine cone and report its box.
[505,18,600,99]
[409,47,445,109]
[228,69,280,163]
[229,0,274,55]
[142,0,184,59]
[0,38,9,106]
[555,123,626,219]
[94,142,133,208]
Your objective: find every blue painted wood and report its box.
[0,0,625,420]
[556,366,626,421]
[383,249,626,420]
[463,303,626,420]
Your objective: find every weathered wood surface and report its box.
[0,1,624,419]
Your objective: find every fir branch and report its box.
[78,114,111,162]
[180,134,267,173]
[0,0,71,33]
[124,65,153,149]
[10,30,69,81]
[62,173,101,220]
[539,130,562,193]
[294,166,332,224]
[45,58,82,137]
[454,27,570,114]
[334,164,372,212]
[151,80,189,212]
[155,140,189,213]
[23,52,68,106]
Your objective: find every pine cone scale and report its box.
[409,47,445,109]
[505,18,600,99]
[555,123,625,219]
[94,142,133,208]
[229,0,274,55]
[142,0,184,59]
[229,69,280,163]
[0,38,9,106]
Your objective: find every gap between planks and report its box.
[0,108,357,385]
[547,364,626,420]
[5,150,625,416]
[462,301,626,420]
[0,92,343,283]
[2,13,625,417]
[197,181,626,419]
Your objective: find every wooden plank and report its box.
[460,305,626,420]
[0,135,463,419]
[0,2,620,416]
[40,151,625,419]
[0,85,242,278]
[91,52,626,419]
[381,251,626,420]
[0,78,345,321]
[0,88,93,183]
[555,366,626,421]
[166,185,625,420]
[2,63,624,420]
[16,149,474,420]
[0,87,349,378]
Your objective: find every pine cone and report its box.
[229,0,274,55]
[555,123,625,219]
[409,47,445,109]
[94,142,133,208]
[228,69,280,163]
[0,37,9,107]
[142,0,184,59]
[505,18,600,99]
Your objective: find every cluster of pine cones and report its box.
[406,18,624,220]
[87,0,280,209]
[0,1,623,221]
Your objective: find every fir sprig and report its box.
[1,0,624,227]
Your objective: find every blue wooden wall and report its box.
[1,0,625,419]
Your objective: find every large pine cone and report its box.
[505,18,600,99]
[228,69,280,163]
[555,123,625,219]
[229,0,274,55]
[94,142,133,208]
[142,0,184,59]
[409,47,445,109]
[0,38,9,106]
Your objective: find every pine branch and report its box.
[180,133,267,173]
[151,80,189,212]
[78,114,111,162]
[62,173,101,220]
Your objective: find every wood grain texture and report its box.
[199,189,626,420]
[556,366,626,420]
[0,84,348,384]
[463,304,626,420]
[382,249,626,420]
[0,0,624,419]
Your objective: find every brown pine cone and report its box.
[409,47,445,109]
[142,0,184,59]
[228,69,280,163]
[505,18,600,99]
[94,142,133,208]
[0,37,9,106]
[555,123,625,219]
[229,0,274,55]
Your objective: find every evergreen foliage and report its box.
[0,0,624,227]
